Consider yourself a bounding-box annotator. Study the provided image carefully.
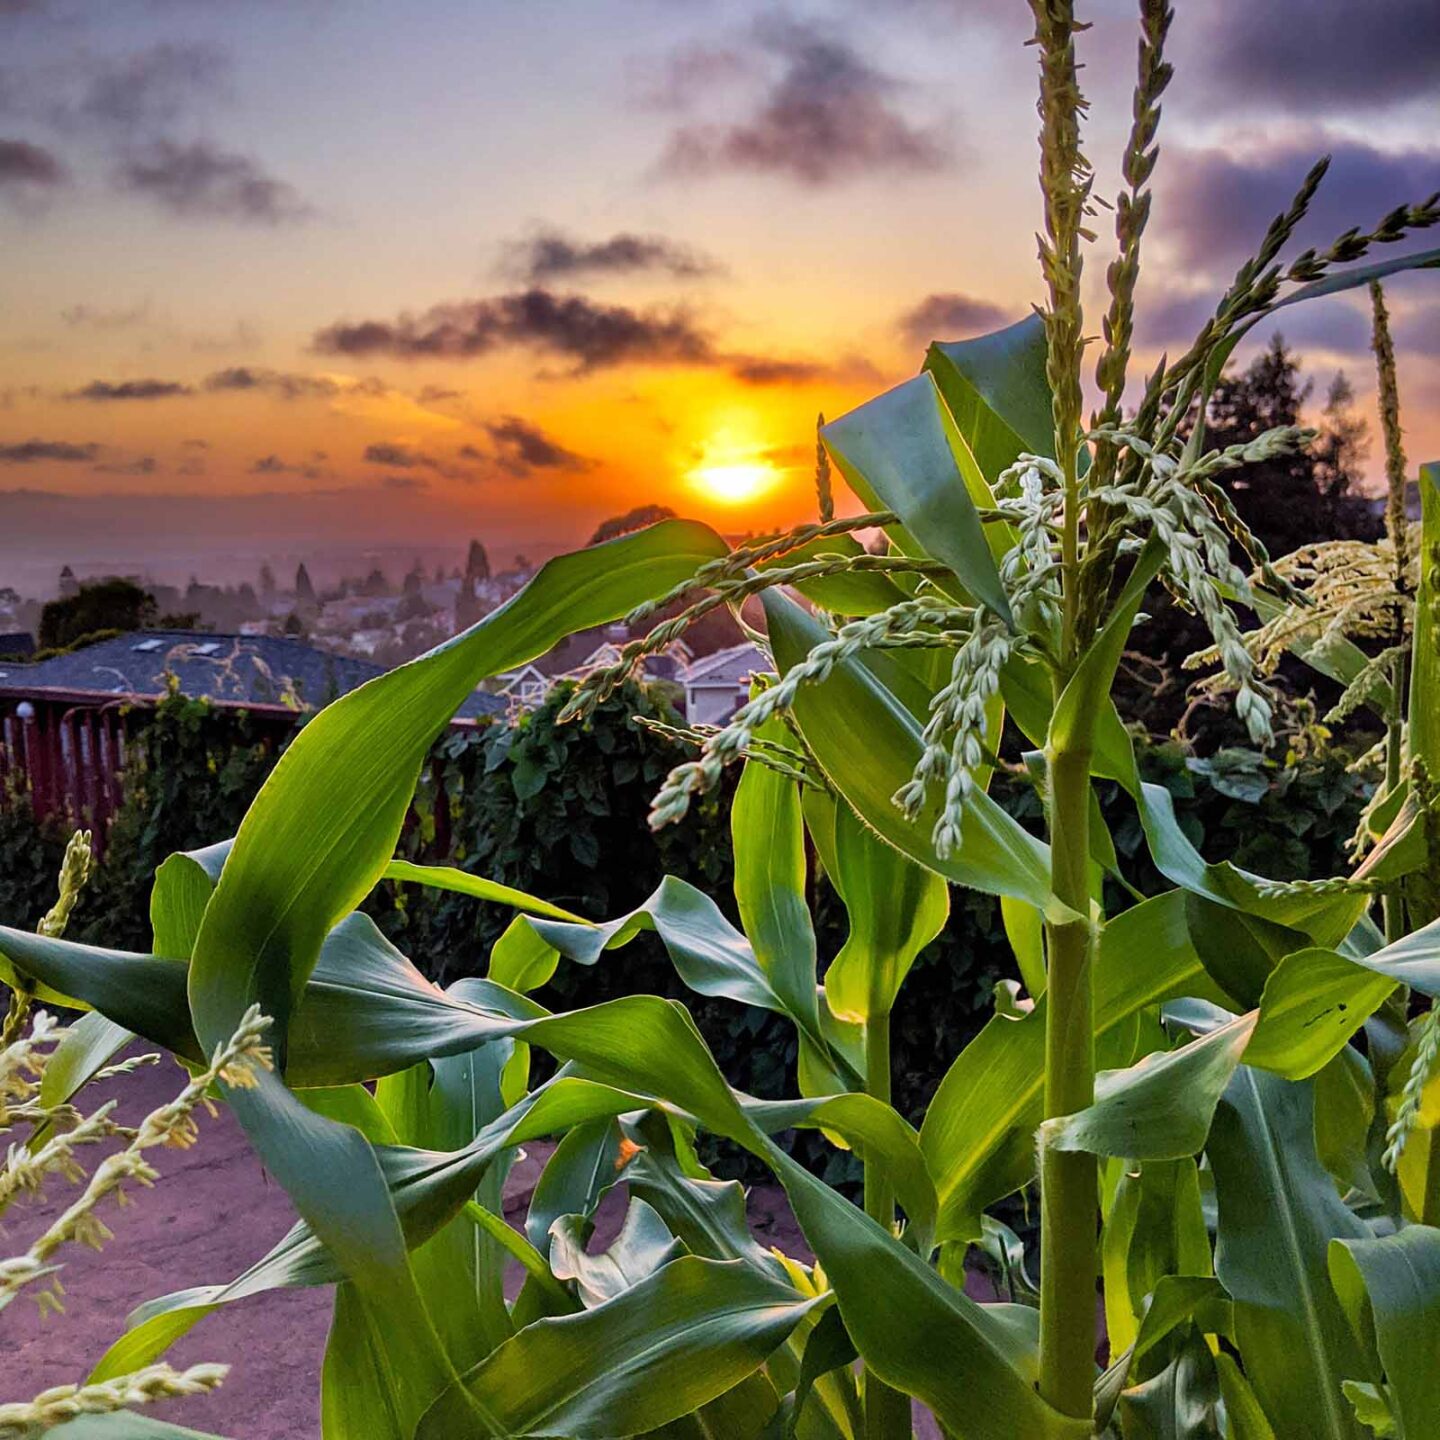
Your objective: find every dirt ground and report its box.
[3,1051,971,1437]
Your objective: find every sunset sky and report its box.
[1,0,1436,590]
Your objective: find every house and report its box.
[496,662,551,707]
[682,642,769,725]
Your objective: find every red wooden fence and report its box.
[0,692,476,858]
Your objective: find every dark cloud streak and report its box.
[115,139,311,224]
[504,229,721,283]
[312,289,715,373]
[897,293,1010,348]
[0,136,65,190]
[0,438,99,463]
[484,416,592,476]
[67,378,192,401]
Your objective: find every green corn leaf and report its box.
[525,1119,625,1255]
[1199,248,1440,406]
[321,1282,417,1440]
[48,1419,232,1439]
[1209,1068,1374,1439]
[394,1039,525,1366]
[550,1197,686,1308]
[0,927,199,1059]
[623,1116,788,1281]
[823,801,948,1024]
[523,876,831,1055]
[1102,1160,1212,1360]
[1341,1381,1398,1439]
[382,860,588,922]
[1044,1011,1258,1160]
[1133,781,1367,948]
[1214,1353,1279,1440]
[96,1002,933,1377]
[764,1143,1088,1440]
[487,914,561,993]
[0,915,560,1087]
[821,371,1013,622]
[731,736,823,1044]
[923,312,1057,481]
[414,1257,822,1439]
[1329,1226,1440,1440]
[1245,949,1398,1080]
[1113,1332,1222,1439]
[1094,1278,1232,1434]
[1314,1046,1378,1202]
[150,841,230,960]
[32,1011,137,1140]
[1328,914,1440,996]
[1048,539,1166,761]
[784,1304,856,1440]
[1183,895,1304,1010]
[32,842,234,1135]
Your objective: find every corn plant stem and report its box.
[1383,648,1408,944]
[1038,741,1098,1421]
[862,1011,910,1440]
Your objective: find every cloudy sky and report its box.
[1,0,1436,584]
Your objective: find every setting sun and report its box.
[689,460,778,504]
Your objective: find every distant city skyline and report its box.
[2,0,1437,582]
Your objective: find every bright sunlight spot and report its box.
[689,460,778,503]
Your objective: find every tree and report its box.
[358,566,389,598]
[464,540,490,587]
[258,564,277,599]
[1115,334,1378,740]
[588,504,676,546]
[294,563,316,606]
[38,579,156,650]
[1198,334,1378,557]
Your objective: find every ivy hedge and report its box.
[1,682,1369,1181]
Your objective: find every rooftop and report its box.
[682,642,769,685]
[0,631,503,720]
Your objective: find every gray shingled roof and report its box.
[0,631,502,720]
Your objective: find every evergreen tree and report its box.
[294,563,316,606]
[1199,334,1378,558]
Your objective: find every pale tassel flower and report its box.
[0,1362,228,1436]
